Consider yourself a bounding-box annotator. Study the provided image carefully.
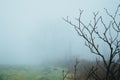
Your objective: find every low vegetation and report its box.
[0,65,67,80]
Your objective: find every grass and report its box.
[0,65,68,80]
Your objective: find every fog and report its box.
[0,0,119,65]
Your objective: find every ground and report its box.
[0,65,69,80]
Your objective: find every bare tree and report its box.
[63,3,120,80]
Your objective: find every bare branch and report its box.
[64,3,120,80]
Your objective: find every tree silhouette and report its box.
[63,3,120,80]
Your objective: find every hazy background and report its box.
[0,0,119,65]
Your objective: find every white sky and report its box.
[0,0,119,65]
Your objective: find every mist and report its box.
[0,0,119,65]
